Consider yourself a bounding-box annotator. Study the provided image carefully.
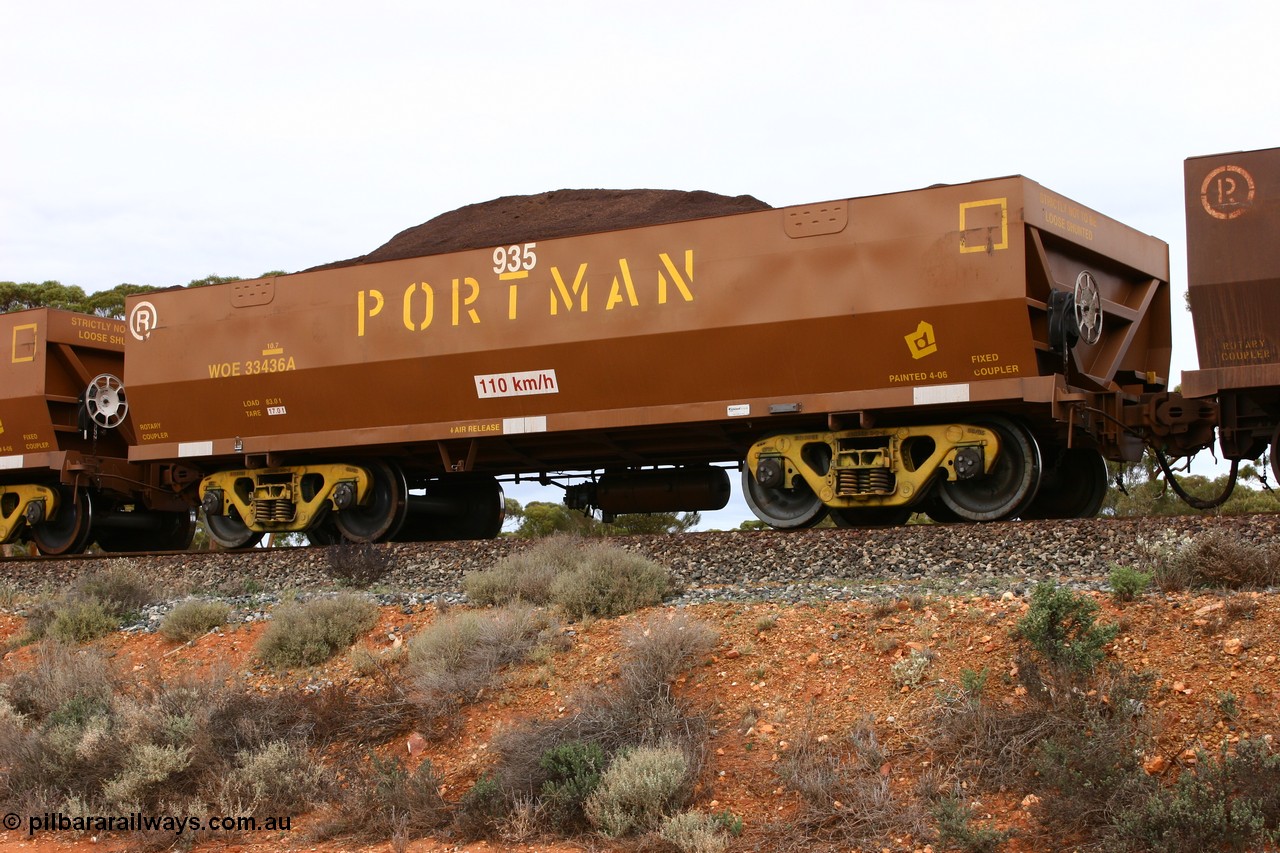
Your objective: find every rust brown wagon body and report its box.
[1180,146,1280,482]
[122,174,1205,544]
[0,308,191,553]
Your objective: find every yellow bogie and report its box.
[199,464,373,534]
[0,484,59,544]
[745,424,1000,511]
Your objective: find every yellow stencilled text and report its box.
[358,249,695,336]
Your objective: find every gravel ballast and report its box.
[4,515,1277,610]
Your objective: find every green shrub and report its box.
[408,605,560,727]
[46,598,120,644]
[217,740,329,814]
[464,538,673,618]
[660,810,731,853]
[932,795,1011,852]
[456,775,506,840]
[160,599,231,642]
[584,744,690,837]
[550,543,671,619]
[1015,582,1117,676]
[463,537,577,606]
[959,667,988,701]
[538,740,607,828]
[255,594,379,669]
[1030,671,1154,832]
[1109,564,1152,602]
[1108,739,1280,852]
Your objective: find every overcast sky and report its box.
[3,1,1276,528]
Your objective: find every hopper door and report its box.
[1025,227,1169,394]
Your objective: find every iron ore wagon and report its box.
[120,173,1220,546]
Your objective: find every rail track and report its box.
[3,514,1277,604]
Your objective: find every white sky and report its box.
[3,1,1277,529]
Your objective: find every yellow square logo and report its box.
[11,323,37,363]
[959,198,1008,253]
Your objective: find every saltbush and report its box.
[160,599,231,642]
[20,563,159,645]
[217,740,329,815]
[460,614,714,838]
[407,605,559,727]
[660,811,730,853]
[584,744,690,837]
[255,594,379,670]
[549,544,671,619]
[464,537,672,618]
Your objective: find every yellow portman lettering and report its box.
[358,249,695,336]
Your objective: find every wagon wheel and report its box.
[205,507,265,549]
[922,491,963,524]
[939,417,1042,521]
[394,475,506,541]
[742,467,829,529]
[446,475,505,540]
[336,459,408,543]
[31,487,95,556]
[305,512,343,546]
[830,505,913,527]
[156,509,197,551]
[97,509,196,552]
[1020,447,1109,520]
